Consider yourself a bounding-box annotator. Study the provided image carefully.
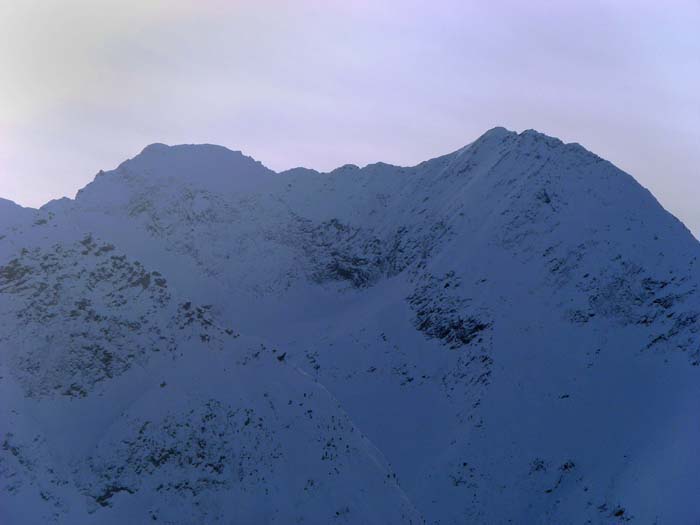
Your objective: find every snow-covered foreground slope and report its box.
[2,128,699,524]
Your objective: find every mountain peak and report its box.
[139,142,243,156]
[73,142,276,205]
[128,142,258,170]
[472,126,567,148]
[480,125,515,139]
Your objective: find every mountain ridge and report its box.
[6,127,694,247]
[0,127,620,200]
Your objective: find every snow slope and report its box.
[1,127,699,524]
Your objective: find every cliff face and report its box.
[2,128,699,524]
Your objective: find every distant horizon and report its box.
[6,125,699,242]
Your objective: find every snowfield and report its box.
[1,127,699,524]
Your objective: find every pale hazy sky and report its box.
[1,1,698,233]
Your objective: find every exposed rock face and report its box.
[1,128,700,524]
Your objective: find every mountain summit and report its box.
[2,128,699,523]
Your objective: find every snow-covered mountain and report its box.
[2,127,699,524]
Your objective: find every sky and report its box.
[0,0,698,234]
